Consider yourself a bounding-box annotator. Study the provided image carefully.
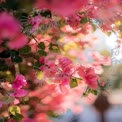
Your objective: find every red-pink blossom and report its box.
[39,57,74,86]
[12,74,27,89]
[35,113,52,122]
[67,14,81,29]
[13,98,20,104]
[12,89,27,98]
[77,66,99,89]
[7,33,28,49]
[90,52,111,66]
[99,82,106,87]
[58,57,73,75]
[44,66,58,77]
[28,15,42,33]
[92,0,122,24]
[0,12,20,40]
[35,0,88,17]
[39,56,45,64]
[60,76,70,86]
[0,12,28,49]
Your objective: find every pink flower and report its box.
[91,63,104,74]
[61,76,70,86]
[36,0,88,17]
[35,113,52,122]
[12,89,27,97]
[28,15,42,33]
[0,12,27,49]
[0,12,20,40]
[55,84,69,94]
[100,82,106,87]
[7,33,27,49]
[23,118,35,122]
[90,52,111,66]
[39,58,58,77]
[67,14,81,29]
[58,57,73,75]
[44,66,58,77]
[92,0,122,24]
[77,66,99,89]
[39,56,45,64]
[14,98,20,104]
[12,74,27,89]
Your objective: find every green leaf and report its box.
[38,42,45,50]
[87,88,92,93]
[0,60,5,64]
[70,78,78,88]
[19,12,29,23]
[33,62,41,70]
[40,10,52,18]
[88,89,98,95]
[0,50,10,58]
[93,90,98,95]
[47,111,60,118]
[80,17,88,24]
[11,55,23,63]
[10,50,22,63]
[0,64,8,71]
[83,92,89,97]
[49,43,59,52]
[19,45,31,54]
[90,22,97,31]
[12,113,23,121]
[119,25,122,32]
[38,50,47,56]
[10,50,19,56]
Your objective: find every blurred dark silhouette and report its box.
[93,93,110,122]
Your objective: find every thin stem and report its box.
[81,86,89,98]
[31,34,39,44]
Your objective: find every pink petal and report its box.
[7,33,27,49]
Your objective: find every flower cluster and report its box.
[35,0,88,17]
[11,74,27,98]
[77,66,99,89]
[0,74,27,108]
[0,12,27,49]
[39,56,100,91]
[39,56,73,86]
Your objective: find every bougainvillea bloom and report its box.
[28,15,42,33]
[0,12,20,40]
[77,66,99,89]
[12,75,27,89]
[92,0,122,24]
[7,33,27,49]
[0,12,20,44]
[12,89,27,98]
[58,57,73,75]
[36,0,88,17]
[0,12,28,49]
